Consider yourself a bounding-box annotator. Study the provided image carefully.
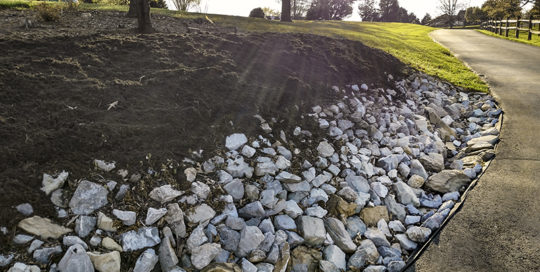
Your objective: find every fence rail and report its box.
[482,16,540,40]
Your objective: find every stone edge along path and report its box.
[403,111,503,270]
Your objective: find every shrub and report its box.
[149,0,167,8]
[249,7,265,18]
[34,3,61,22]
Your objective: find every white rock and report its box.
[121,227,161,251]
[298,216,326,247]
[242,145,256,158]
[190,243,222,270]
[102,237,123,252]
[184,167,197,182]
[226,133,248,150]
[186,204,216,225]
[223,179,244,201]
[57,244,94,272]
[317,141,335,157]
[283,200,303,218]
[7,262,40,272]
[88,251,121,272]
[94,159,116,172]
[149,185,183,203]
[159,237,178,272]
[69,180,108,215]
[15,203,33,216]
[406,226,432,243]
[17,216,71,239]
[63,236,88,249]
[133,249,159,272]
[41,171,69,195]
[236,226,265,257]
[145,208,168,225]
[12,234,33,244]
[97,212,116,232]
[323,245,346,271]
[112,209,137,226]
[187,225,208,252]
[306,206,328,218]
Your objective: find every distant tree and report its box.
[408,12,420,23]
[421,13,432,25]
[149,0,166,8]
[482,0,521,19]
[282,0,292,21]
[306,0,355,20]
[397,7,408,22]
[438,0,461,28]
[170,0,200,11]
[262,7,281,19]
[358,0,379,21]
[531,0,540,16]
[291,0,310,19]
[249,7,266,18]
[456,9,466,24]
[379,0,400,22]
[465,6,487,24]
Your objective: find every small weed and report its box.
[34,3,61,22]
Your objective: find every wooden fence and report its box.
[482,16,540,40]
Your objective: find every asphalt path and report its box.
[410,29,540,272]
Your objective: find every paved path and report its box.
[410,30,540,272]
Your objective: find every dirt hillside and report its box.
[0,9,405,245]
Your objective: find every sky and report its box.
[169,0,490,21]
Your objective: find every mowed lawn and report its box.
[477,29,540,48]
[1,0,489,92]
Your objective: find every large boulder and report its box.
[426,170,470,193]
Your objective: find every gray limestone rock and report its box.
[57,244,94,272]
[33,246,62,264]
[149,185,183,204]
[159,237,178,272]
[69,180,108,215]
[186,204,216,225]
[324,218,356,253]
[426,170,470,193]
[133,249,158,272]
[323,245,346,270]
[237,226,265,257]
[191,243,221,270]
[122,227,161,251]
[112,209,137,226]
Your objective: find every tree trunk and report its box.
[127,0,137,18]
[136,0,153,33]
[281,0,292,22]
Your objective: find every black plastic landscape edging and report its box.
[402,110,504,272]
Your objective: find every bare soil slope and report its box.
[0,10,404,248]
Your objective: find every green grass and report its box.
[0,0,30,9]
[477,29,540,47]
[1,0,489,92]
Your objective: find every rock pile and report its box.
[0,72,501,271]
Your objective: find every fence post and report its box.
[516,16,520,38]
[499,18,503,35]
[528,15,533,40]
[505,17,509,37]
